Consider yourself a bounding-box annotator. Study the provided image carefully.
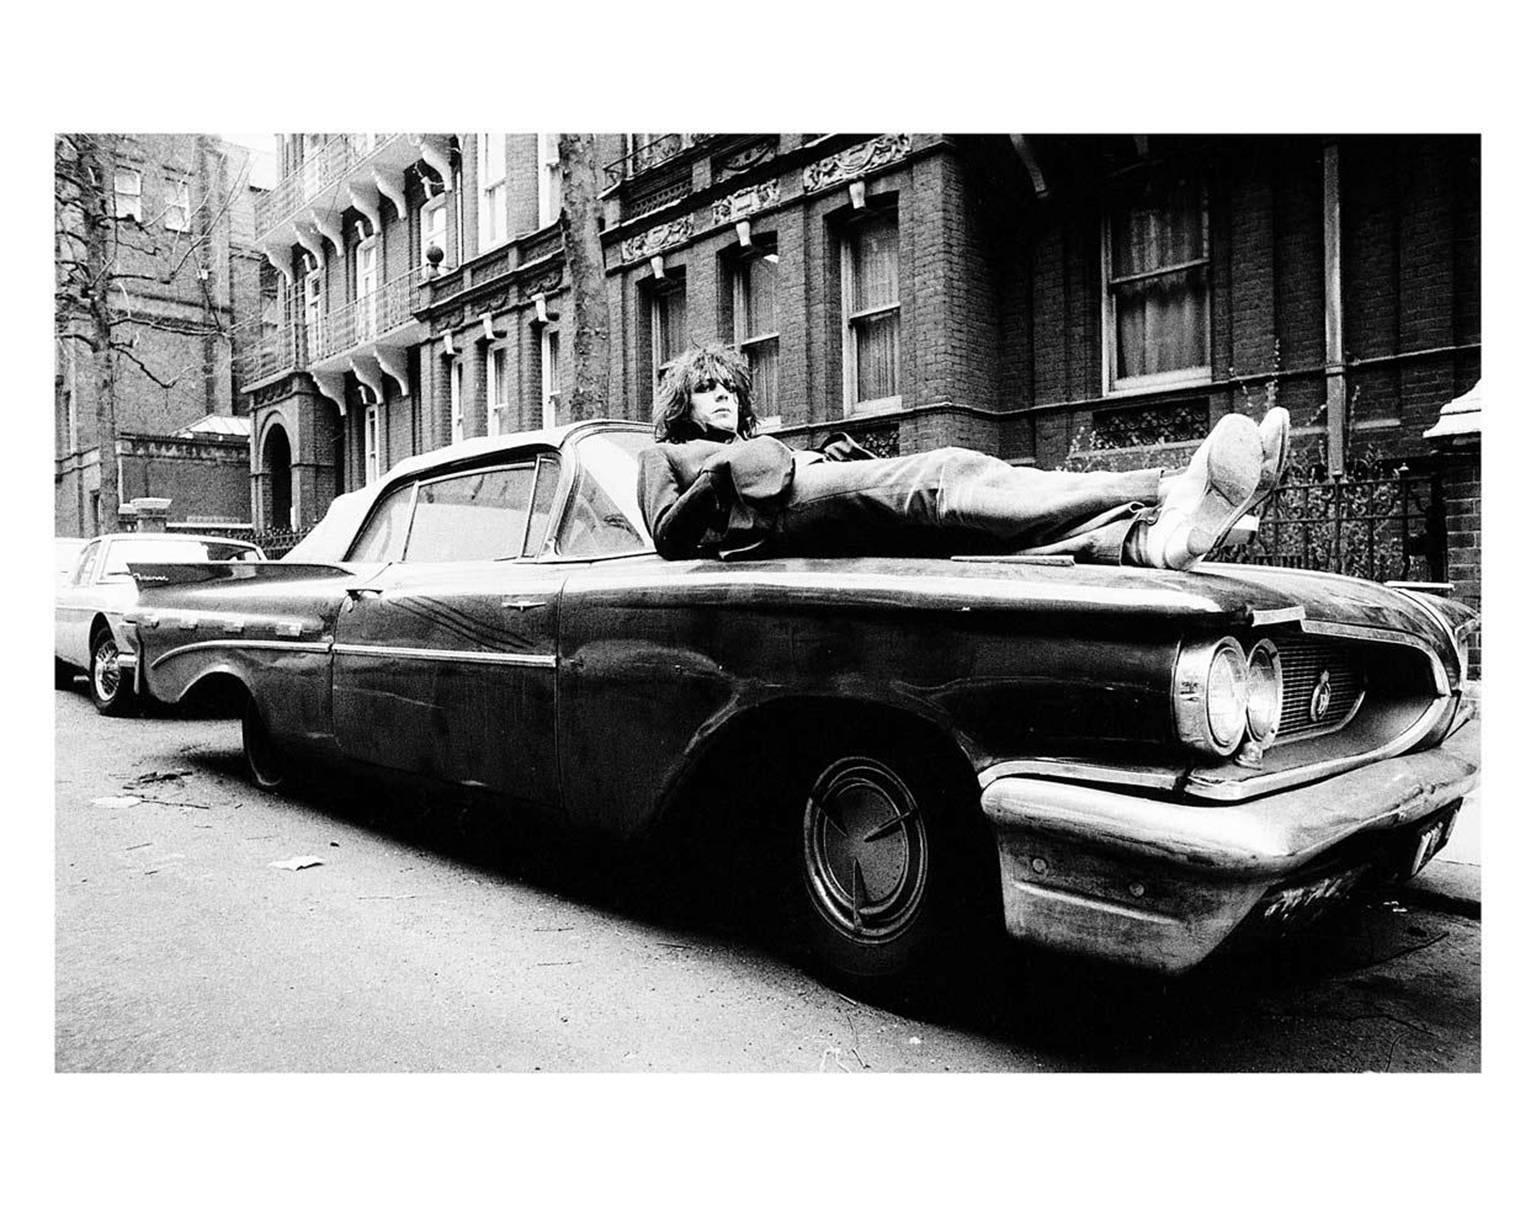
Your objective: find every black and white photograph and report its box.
[25,6,1524,1201]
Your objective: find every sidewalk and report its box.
[1399,683,1482,913]
[1402,782,1481,913]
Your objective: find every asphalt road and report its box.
[54,686,1480,1073]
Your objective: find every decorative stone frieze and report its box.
[621,216,694,264]
[711,180,782,228]
[522,267,563,300]
[802,135,911,194]
[715,138,778,182]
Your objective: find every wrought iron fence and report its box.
[1213,471,1446,583]
[251,526,317,559]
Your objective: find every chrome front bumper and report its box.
[979,716,1480,973]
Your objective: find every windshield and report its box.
[102,538,262,578]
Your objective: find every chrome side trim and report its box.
[1249,605,1306,626]
[331,642,557,669]
[978,760,1181,793]
[150,639,333,671]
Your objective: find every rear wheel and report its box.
[241,696,287,791]
[88,628,135,716]
[55,658,76,690]
[791,747,988,988]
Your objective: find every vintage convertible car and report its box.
[122,421,1480,985]
[55,531,264,714]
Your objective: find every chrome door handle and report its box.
[502,598,548,611]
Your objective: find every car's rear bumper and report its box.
[978,715,1480,973]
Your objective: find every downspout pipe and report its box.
[1322,141,1345,477]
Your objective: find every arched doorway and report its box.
[262,423,293,530]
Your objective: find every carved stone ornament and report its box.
[522,267,563,300]
[621,216,695,264]
[710,180,782,228]
[716,138,777,182]
[802,135,912,194]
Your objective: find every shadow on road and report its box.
[178,745,1477,1071]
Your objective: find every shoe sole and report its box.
[1183,415,1262,560]
[1236,408,1292,526]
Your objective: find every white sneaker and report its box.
[1141,414,1262,570]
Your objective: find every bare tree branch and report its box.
[110,342,184,390]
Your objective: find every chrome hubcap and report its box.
[92,639,119,701]
[802,757,928,942]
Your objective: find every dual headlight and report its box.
[1173,637,1283,758]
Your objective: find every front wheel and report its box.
[88,629,135,716]
[241,696,287,791]
[55,657,76,690]
[792,750,987,987]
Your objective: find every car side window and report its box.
[74,541,102,587]
[555,432,652,558]
[403,463,538,563]
[348,485,416,563]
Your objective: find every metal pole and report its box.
[1322,141,1346,479]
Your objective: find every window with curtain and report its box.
[419,196,447,267]
[1105,171,1210,390]
[842,212,900,410]
[477,133,507,250]
[165,179,191,231]
[486,345,510,437]
[538,134,563,229]
[301,256,323,359]
[113,168,142,221]
[364,399,381,484]
[730,239,780,419]
[540,327,561,429]
[450,359,465,444]
[649,279,687,383]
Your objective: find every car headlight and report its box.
[1173,636,1250,756]
[1244,639,1283,748]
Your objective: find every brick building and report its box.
[240,133,1479,624]
[55,134,269,536]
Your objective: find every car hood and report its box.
[582,554,1469,679]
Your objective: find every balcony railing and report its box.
[255,133,405,234]
[603,134,699,189]
[311,269,420,363]
[234,321,301,386]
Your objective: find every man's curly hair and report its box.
[653,343,759,442]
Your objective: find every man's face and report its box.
[688,378,740,436]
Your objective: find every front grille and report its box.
[1272,634,1366,741]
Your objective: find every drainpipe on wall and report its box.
[1322,141,1346,478]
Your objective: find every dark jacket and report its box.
[637,430,878,560]
[636,435,800,559]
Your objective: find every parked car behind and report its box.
[55,537,86,586]
[55,532,264,714]
[121,422,1480,989]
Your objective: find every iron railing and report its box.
[603,134,699,189]
[232,313,301,385]
[311,270,419,362]
[254,133,405,234]
[1214,472,1446,583]
[251,525,317,559]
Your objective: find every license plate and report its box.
[1261,867,1365,924]
[1410,811,1458,877]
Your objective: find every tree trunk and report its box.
[557,134,610,422]
[78,135,122,533]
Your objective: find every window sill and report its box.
[1104,371,1214,400]
[847,396,903,418]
